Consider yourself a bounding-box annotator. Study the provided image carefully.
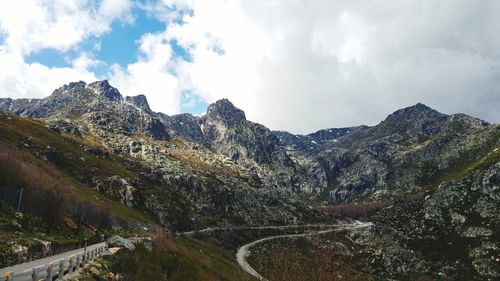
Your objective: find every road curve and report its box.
[236,221,373,281]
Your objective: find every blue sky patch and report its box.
[180,91,208,115]
[25,49,70,68]
[96,10,165,67]
[170,39,192,62]
[17,2,209,116]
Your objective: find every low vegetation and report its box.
[247,232,373,281]
[320,192,424,218]
[0,143,78,232]
[111,228,254,281]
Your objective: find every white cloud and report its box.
[109,32,181,114]
[1,0,499,133]
[0,0,132,100]
[141,0,500,133]
[0,50,97,99]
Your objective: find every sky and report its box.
[0,0,499,134]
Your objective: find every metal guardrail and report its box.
[2,244,107,281]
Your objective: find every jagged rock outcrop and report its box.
[276,103,497,202]
[0,80,171,141]
[157,113,205,143]
[125,94,153,114]
[200,99,288,165]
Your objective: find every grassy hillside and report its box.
[76,233,255,281]
[0,112,157,267]
[0,112,154,224]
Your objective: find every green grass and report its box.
[0,112,154,224]
[246,231,374,281]
[424,129,500,187]
[110,236,255,281]
[0,113,137,180]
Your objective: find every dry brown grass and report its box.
[149,225,177,252]
[266,239,372,281]
[320,193,424,218]
[0,144,118,231]
[0,144,78,231]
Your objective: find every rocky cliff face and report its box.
[198,99,321,193]
[273,103,497,203]
[1,81,497,204]
[360,156,500,279]
[0,81,327,230]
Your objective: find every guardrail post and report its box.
[75,255,81,270]
[31,267,39,281]
[58,259,64,279]
[3,271,13,281]
[46,263,53,281]
[68,257,74,273]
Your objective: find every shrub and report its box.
[320,193,424,218]
[112,245,197,281]
[72,202,116,229]
[0,144,77,232]
[266,238,371,281]
[150,226,177,252]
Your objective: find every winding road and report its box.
[0,222,371,281]
[236,221,373,281]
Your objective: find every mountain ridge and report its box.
[0,80,499,279]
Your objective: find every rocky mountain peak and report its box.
[385,102,445,122]
[86,80,123,102]
[125,95,152,113]
[66,81,87,90]
[206,98,246,123]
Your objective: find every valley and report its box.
[0,80,498,280]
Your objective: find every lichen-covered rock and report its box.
[94,176,139,207]
[107,236,135,251]
[462,227,494,238]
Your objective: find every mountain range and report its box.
[0,80,498,279]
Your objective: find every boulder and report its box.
[11,219,21,230]
[105,272,115,280]
[89,266,100,277]
[107,236,135,251]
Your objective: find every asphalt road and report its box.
[179,224,350,236]
[236,221,373,281]
[0,242,106,280]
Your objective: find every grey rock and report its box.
[125,95,152,114]
[107,236,135,251]
[462,227,494,238]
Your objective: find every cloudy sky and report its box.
[0,0,499,133]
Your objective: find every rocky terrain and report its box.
[0,81,327,232]
[0,80,498,279]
